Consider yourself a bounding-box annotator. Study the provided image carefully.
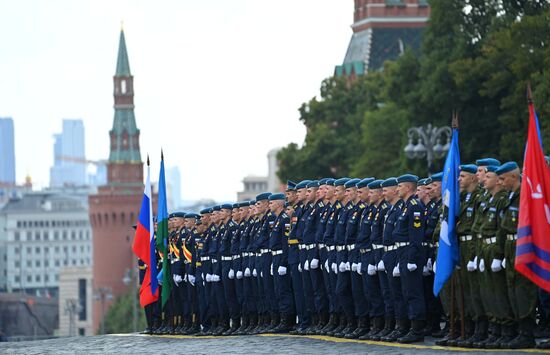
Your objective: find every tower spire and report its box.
[116,29,131,77]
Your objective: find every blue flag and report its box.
[433,129,461,296]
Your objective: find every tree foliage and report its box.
[277,1,550,182]
[101,290,146,334]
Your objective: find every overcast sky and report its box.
[0,0,351,201]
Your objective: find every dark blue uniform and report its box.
[220,220,240,322]
[335,202,356,324]
[324,201,343,318]
[346,202,368,321]
[289,202,309,329]
[270,211,294,316]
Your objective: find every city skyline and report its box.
[0,0,350,201]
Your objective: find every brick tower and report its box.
[335,0,430,78]
[89,29,143,333]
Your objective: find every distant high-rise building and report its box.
[50,120,87,187]
[167,166,182,208]
[0,118,16,185]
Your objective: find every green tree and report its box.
[101,290,146,334]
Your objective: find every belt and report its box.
[200,256,210,262]
[212,259,218,263]
[507,234,517,241]
[170,258,180,264]
[288,239,299,245]
[327,246,336,251]
[372,244,384,250]
[242,252,249,257]
[360,248,371,254]
[336,246,346,252]
[477,233,483,239]
[221,256,232,261]
[305,244,316,250]
[384,245,397,252]
[317,243,325,249]
[298,244,307,250]
[459,235,473,242]
[184,260,190,264]
[272,249,283,256]
[196,261,202,267]
[256,252,262,257]
[421,242,430,247]
[232,255,241,260]
[260,248,270,254]
[347,244,356,251]
[484,237,497,244]
[395,242,409,247]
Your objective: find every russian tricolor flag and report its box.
[132,156,159,307]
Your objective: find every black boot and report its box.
[473,323,500,348]
[346,316,369,339]
[186,320,201,335]
[214,318,230,336]
[303,314,318,334]
[488,324,516,349]
[335,317,356,338]
[223,318,240,336]
[398,320,425,343]
[319,313,338,335]
[308,312,328,335]
[360,316,384,340]
[504,319,536,349]
[382,319,409,342]
[432,319,448,338]
[435,323,460,346]
[234,315,249,335]
[265,313,280,333]
[458,318,488,348]
[327,316,347,337]
[272,314,293,333]
[371,316,395,341]
[244,313,258,335]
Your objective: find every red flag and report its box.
[515,99,550,292]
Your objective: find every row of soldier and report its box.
[137,157,547,349]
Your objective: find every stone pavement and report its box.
[1,333,550,354]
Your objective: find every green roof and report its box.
[115,30,131,76]
[109,109,141,163]
[334,61,365,77]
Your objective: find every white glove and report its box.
[298,263,302,272]
[324,260,329,271]
[502,258,506,269]
[367,264,376,276]
[278,266,287,276]
[345,262,351,271]
[426,258,433,271]
[407,263,417,272]
[479,259,485,272]
[467,260,476,272]
[244,268,251,277]
[228,269,235,279]
[357,262,362,275]
[253,268,257,277]
[236,271,243,279]
[474,256,478,269]
[260,271,263,278]
[213,274,221,282]
[331,263,337,273]
[339,262,347,273]
[491,259,502,272]
[188,274,195,286]
[206,274,213,282]
[351,263,358,272]
[201,273,205,280]
[422,265,430,276]
[183,274,188,283]
[433,261,437,274]
[393,264,400,277]
[270,263,274,276]
[310,259,319,269]
[377,260,385,272]
[172,274,180,286]
[304,260,309,271]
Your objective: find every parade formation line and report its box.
[110,333,550,353]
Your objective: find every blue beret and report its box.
[295,180,311,190]
[184,213,200,219]
[476,158,501,167]
[318,178,329,186]
[430,172,443,182]
[367,179,384,189]
[236,201,248,208]
[344,178,361,188]
[212,205,221,211]
[334,178,350,186]
[286,180,297,191]
[232,203,239,209]
[485,165,499,173]
[256,192,272,201]
[268,193,285,201]
[200,208,212,215]
[248,200,256,206]
[496,161,519,175]
[306,180,319,188]
[220,203,233,210]
[169,212,186,218]
[325,178,336,186]
[460,164,477,174]
[381,178,398,187]
[357,177,375,188]
[397,174,419,183]
[418,178,429,186]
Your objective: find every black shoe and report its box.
[435,332,460,346]
[327,318,346,337]
[397,320,425,344]
[185,324,200,335]
[503,334,536,349]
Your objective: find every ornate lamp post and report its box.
[403,124,452,175]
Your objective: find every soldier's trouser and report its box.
[254,255,265,314]
[221,260,240,319]
[243,256,258,314]
[308,247,329,314]
[350,251,367,317]
[457,238,476,319]
[145,302,155,328]
[212,260,229,321]
[195,271,208,325]
[362,250,384,318]
[505,239,537,323]
[374,248,394,317]
[299,248,315,315]
[261,253,278,314]
[233,258,245,314]
[398,245,425,321]
[423,246,442,323]
[290,262,309,327]
[479,241,513,325]
[384,249,407,320]
[461,238,485,321]
[203,260,218,319]
[327,248,341,313]
[175,283,187,320]
[320,247,336,313]
[336,250,354,318]
[273,254,295,315]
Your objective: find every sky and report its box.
[0,0,352,201]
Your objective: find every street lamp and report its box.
[93,286,113,334]
[404,124,452,175]
[123,268,138,333]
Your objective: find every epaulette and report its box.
[336,204,341,209]
[282,212,289,219]
[411,199,418,206]
[318,201,324,208]
[359,203,365,209]
[381,202,388,209]
[229,220,236,227]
